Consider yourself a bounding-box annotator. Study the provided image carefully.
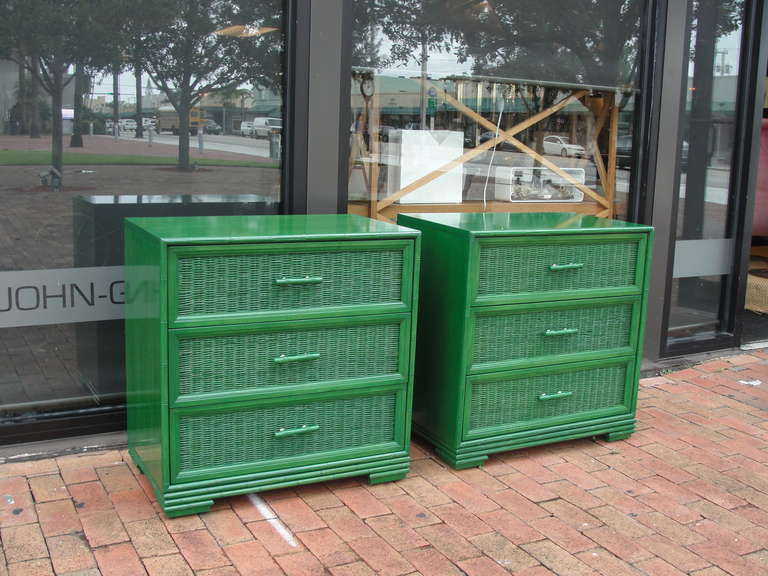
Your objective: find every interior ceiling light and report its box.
[212,25,278,37]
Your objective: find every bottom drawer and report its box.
[465,358,635,439]
[171,388,404,482]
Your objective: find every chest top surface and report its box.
[126,214,419,245]
[398,212,652,237]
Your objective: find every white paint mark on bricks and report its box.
[247,493,298,547]
[738,379,762,386]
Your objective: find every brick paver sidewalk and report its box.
[2,352,768,575]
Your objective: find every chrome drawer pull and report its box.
[273,352,321,364]
[544,328,579,337]
[549,263,584,271]
[274,424,320,438]
[274,276,323,286]
[538,391,573,401]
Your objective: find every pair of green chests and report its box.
[124,212,652,517]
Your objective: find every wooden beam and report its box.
[504,135,611,207]
[590,102,610,203]
[378,89,588,211]
[369,92,381,219]
[434,83,588,146]
[606,93,620,218]
[375,200,601,220]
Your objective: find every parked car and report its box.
[251,117,282,138]
[614,136,688,171]
[204,119,222,135]
[616,135,632,169]
[119,118,137,131]
[478,131,516,151]
[543,135,586,158]
[239,121,255,136]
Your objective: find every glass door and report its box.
[663,0,748,353]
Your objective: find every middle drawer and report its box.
[468,296,640,373]
[170,314,411,405]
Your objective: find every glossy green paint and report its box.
[399,212,653,235]
[167,239,415,327]
[168,313,411,407]
[397,212,652,469]
[467,296,642,373]
[470,233,648,305]
[127,213,418,244]
[169,383,407,484]
[125,214,420,517]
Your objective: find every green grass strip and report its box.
[0,150,278,169]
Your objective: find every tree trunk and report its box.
[17,62,27,134]
[177,102,191,170]
[70,63,85,147]
[419,38,428,130]
[29,58,41,139]
[135,62,143,139]
[51,67,64,175]
[112,63,120,136]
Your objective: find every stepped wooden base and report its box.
[132,449,410,517]
[416,416,636,470]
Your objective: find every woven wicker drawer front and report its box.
[174,392,398,477]
[468,363,629,436]
[471,299,636,371]
[476,236,641,301]
[172,241,408,323]
[173,319,404,400]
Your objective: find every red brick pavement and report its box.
[1,352,768,575]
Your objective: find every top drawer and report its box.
[472,234,647,305]
[169,239,415,326]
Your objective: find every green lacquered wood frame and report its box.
[126,215,420,517]
[168,239,415,327]
[125,221,171,494]
[466,296,642,373]
[470,233,649,306]
[169,382,408,483]
[168,313,411,407]
[397,212,652,471]
[463,356,637,440]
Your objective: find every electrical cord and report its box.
[482,99,505,210]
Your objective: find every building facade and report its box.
[0,0,766,445]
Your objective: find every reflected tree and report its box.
[351,2,387,69]
[443,0,643,88]
[0,0,124,174]
[134,0,283,170]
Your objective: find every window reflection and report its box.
[0,0,285,431]
[348,0,644,222]
[667,0,746,346]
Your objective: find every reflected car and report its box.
[614,136,687,171]
[251,117,282,138]
[478,131,516,151]
[617,135,632,169]
[375,125,397,142]
[204,120,222,135]
[543,135,586,158]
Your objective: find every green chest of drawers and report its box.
[125,214,420,517]
[397,212,652,470]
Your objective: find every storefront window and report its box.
[347,0,645,222]
[0,0,285,441]
[665,0,745,347]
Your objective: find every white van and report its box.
[250,117,282,139]
[239,121,255,137]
